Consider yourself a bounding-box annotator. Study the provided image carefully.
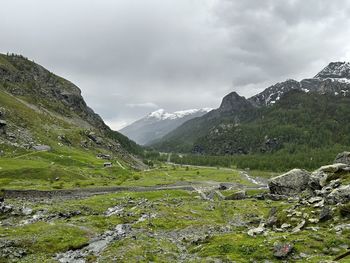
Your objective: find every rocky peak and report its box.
[218,92,252,113]
[248,79,301,107]
[315,62,350,80]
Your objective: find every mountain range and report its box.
[119,108,212,145]
[151,62,350,155]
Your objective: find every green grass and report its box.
[122,165,255,187]
[2,186,349,262]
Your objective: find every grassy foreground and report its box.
[1,149,349,262]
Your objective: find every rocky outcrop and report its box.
[268,152,350,209]
[217,92,254,115]
[268,169,311,196]
[334,152,350,165]
[309,163,349,190]
[327,185,350,205]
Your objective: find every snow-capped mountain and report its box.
[119,108,212,145]
[147,108,213,120]
[152,61,350,154]
[249,62,350,107]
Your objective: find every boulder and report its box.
[292,220,306,233]
[319,206,333,222]
[327,185,350,204]
[266,207,278,227]
[247,223,265,237]
[225,190,246,200]
[32,145,51,151]
[273,243,294,258]
[309,163,349,190]
[0,203,13,214]
[268,169,311,196]
[334,152,350,165]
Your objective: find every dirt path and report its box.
[3,184,195,200]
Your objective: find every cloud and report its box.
[1,0,350,127]
[126,102,159,109]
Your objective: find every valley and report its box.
[1,53,350,262]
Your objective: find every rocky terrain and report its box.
[0,152,349,262]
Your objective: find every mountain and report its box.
[152,62,350,154]
[0,53,144,168]
[119,108,212,145]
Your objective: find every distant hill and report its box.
[152,62,350,155]
[119,108,212,145]
[0,53,144,168]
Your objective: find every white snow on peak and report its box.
[147,108,212,120]
[315,62,350,79]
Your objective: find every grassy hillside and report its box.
[0,53,142,156]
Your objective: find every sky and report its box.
[1,0,350,130]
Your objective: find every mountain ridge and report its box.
[152,61,350,155]
[0,53,144,168]
[120,108,212,145]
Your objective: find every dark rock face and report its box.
[334,152,350,165]
[218,92,253,114]
[268,169,311,196]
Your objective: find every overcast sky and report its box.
[1,0,350,130]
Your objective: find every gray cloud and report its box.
[1,0,350,129]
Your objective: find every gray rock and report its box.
[247,223,265,237]
[327,185,350,204]
[329,179,341,189]
[334,151,350,165]
[225,190,246,200]
[268,169,311,196]
[32,145,51,151]
[97,153,111,160]
[265,194,289,201]
[0,203,13,214]
[292,220,306,233]
[319,206,333,222]
[266,207,278,227]
[273,243,293,258]
[309,163,349,190]
[103,162,112,168]
[326,185,350,204]
[318,163,349,173]
[308,196,323,204]
[21,207,33,216]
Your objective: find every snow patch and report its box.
[147,108,212,120]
